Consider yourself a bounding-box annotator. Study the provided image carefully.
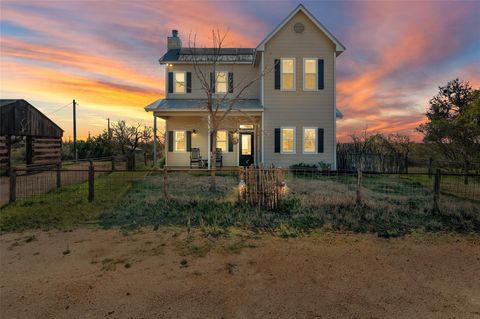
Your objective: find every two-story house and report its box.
[145,4,345,169]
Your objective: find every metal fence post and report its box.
[163,167,168,199]
[56,163,61,189]
[111,156,115,172]
[356,169,363,205]
[9,168,16,203]
[433,168,441,212]
[88,160,94,202]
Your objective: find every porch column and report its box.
[152,114,157,167]
[207,115,211,169]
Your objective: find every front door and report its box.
[239,132,254,166]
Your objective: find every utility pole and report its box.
[107,118,111,139]
[73,99,77,161]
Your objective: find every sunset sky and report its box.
[1,0,479,141]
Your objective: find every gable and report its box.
[256,4,345,55]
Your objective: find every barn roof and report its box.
[0,99,64,137]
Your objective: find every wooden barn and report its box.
[0,99,63,174]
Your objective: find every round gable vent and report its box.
[294,22,304,33]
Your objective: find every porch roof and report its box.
[145,99,263,112]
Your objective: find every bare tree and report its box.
[111,120,152,170]
[188,29,274,190]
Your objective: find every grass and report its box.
[0,171,148,232]
[1,170,479,236]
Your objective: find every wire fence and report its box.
[2,166,479,209]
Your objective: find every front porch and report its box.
[157,113,263,168]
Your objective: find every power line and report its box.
[48,102,72,115]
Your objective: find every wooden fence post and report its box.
[56,163,61,189]
[144,152,147,166]
[9,168,16,203]
[356,169,363,205]
[428,157,433,178]
[88,160,94,202]
[433,168,441,212]
[163,167,168,199]
[111,156,115,172]
[464,160,469,185]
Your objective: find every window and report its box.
[281,127,296,154]
[281,58,295,91]
[239,124,254,130]
[174,131,186,152]
[303,127,317,153]
[216,71,228,93]
[174,72,185,93]
[216,130,228,152]
[303,59,317,91]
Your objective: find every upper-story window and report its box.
[303,59,317,91]
[174,71,186,94]
[281,58,296,91]
[216,71,228,94]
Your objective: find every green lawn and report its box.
[0,171,148,232]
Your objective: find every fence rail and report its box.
[2,164,479,211]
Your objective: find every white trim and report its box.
[207,115,211,169]
[303,58,318,91]
[165,120,168,167]
[261,111,264,164]
[173,71,186,94]
[280,57,296,91]
[153,115,157,166]
[280,127,296,154]
[256,4,346,54]
[260,51,264,106]
[302,127,317,154]
[173,130,187,152]
[333,52,337,170]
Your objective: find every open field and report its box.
[1,227,479,318]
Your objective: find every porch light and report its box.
[192,129,197,134]
[231,132,239,145]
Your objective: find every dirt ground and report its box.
[1,227,479,319]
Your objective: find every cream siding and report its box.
[165,116,262,167]
[166,64,260,100]
[262,10,336,168]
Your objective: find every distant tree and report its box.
[111,120,152,169]
[417,79,480,176]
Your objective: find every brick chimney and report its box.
[167,29,182,50]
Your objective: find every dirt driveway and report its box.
[1,227,479,318]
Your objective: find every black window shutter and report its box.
[186,131,192,151]
[318,59,324,90]
[274,128,280,153]
[168,131,174,152]
[228,132,233,152]
[228,72,234,93]
[168,72,174,93]
[274,59,280,90]
[210,73,215,93]
[186,72,192,93]
[317,128,324,153]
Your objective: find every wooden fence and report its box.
[238,166,286,209]
[337,152,407,173]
